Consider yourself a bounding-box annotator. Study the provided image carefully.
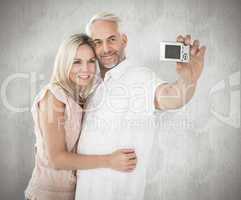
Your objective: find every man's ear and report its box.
[121,34,128,47]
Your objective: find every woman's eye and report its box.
[90,59,96,63]
[73,61,81,65]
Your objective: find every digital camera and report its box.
[160,41,190,63]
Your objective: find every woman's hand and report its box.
[108,149,137,172]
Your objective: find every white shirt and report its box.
[76,59,165,200]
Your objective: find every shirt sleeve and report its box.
[143,67,166,114]
[130,67,167,115]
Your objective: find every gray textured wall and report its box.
[0,0,240,199]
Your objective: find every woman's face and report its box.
[69,44,96,88]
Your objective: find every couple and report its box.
[25,12,206,200]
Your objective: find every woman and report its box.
[25,33,137,200]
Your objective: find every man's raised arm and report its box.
[155,34,206,110]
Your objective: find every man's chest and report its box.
[87,79,153,119]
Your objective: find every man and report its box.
[75,12,206,200]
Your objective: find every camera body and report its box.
[160,41,190,63]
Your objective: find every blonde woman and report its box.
[25,33,137,200]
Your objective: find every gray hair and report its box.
[85,12,123,36]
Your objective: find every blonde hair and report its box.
[85,12,123,36]
[50,33,96,102]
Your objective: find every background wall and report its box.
[0,0,240,199]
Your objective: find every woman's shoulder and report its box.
[32,83,67,107]
[47,83,68,103]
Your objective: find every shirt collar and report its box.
[104,58,131,81]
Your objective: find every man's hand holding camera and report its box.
[155,34,206,110]
[176,34,206,85]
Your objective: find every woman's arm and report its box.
[38,90,137,172]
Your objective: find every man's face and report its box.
[90,20,127,69]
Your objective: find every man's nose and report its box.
[103,42,111,53]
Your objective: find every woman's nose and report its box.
[80,62,88,72]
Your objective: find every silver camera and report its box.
[160,41,190,63]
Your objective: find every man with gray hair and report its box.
[75,12,206,200]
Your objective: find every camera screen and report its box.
[165,45,181,59]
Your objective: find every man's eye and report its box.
[110,38,116,42]
[94,41,101,46]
